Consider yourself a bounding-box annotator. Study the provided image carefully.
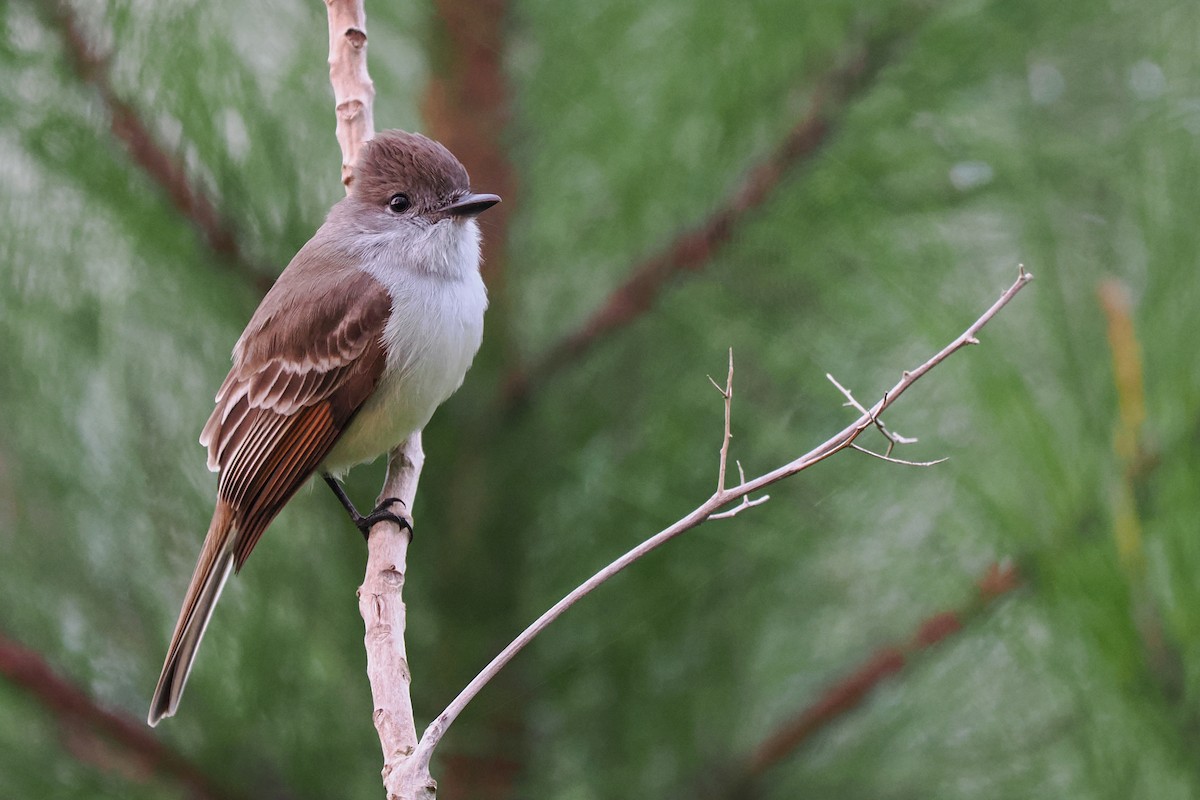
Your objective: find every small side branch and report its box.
[827,373,917,455]
[709,348,735,493]
[408,268,1033,767]
[707,351,770,518]
[708,462,770,520]
[848,444,947,468]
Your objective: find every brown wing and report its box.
[199,264,392,570]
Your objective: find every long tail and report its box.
[148,500,237,726]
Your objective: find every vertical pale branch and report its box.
[324,2,426,797]
[360,438,431,799]
[326,0,376,189]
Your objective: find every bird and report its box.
[148,129,499,726]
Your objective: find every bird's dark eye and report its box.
[387,193,411,213]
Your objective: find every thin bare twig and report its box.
[46,2,272,294]
[406,268,1033,771]
[0,633,245,800]
[708,353,770,518]
[848,444,947,467]
[710,348,735,493]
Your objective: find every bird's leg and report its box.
[322,473,412,541]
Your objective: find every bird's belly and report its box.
[322,273,485,474]
[323,379,428,473]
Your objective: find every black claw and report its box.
[353,499,413,541]
[322,474,414,542]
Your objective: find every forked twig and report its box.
[827,373,917,456]
[708,351,768,516]
[709,461,771,520]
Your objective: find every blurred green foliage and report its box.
[1,0,1198,798]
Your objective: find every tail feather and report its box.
[148,501,236,726]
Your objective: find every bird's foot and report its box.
[352,497,412,542]
[323,474,414,542]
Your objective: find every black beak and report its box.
[443,192,501,217]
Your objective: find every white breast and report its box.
[322,219,487,474]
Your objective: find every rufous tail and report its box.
[148,500,236,726]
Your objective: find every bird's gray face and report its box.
[344,194,497,257]
[351,129,500,229]
[372,188,501,229]
[344,129,501,276]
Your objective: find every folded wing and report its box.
[200,266,393,568]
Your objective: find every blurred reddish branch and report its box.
[0,633,244,800]
[502,22,924,409]
[47,2,272,294]
[420,6,525,798]
[743,562,1021,781]
[423,0,515,289]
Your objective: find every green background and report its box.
[2,0,1198,798]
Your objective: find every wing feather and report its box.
[222,408,288,509]
[231,404,340,569]
[200,264,393,570]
